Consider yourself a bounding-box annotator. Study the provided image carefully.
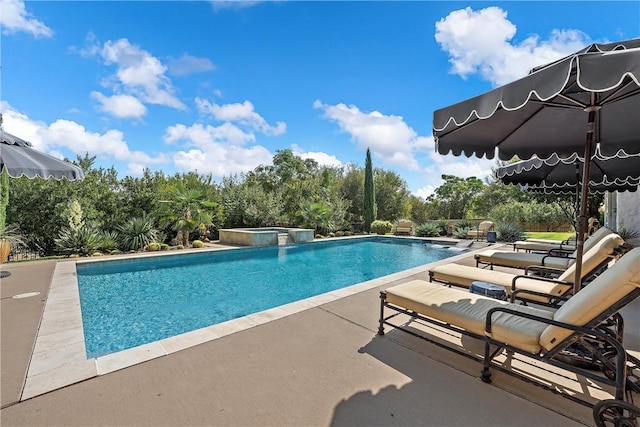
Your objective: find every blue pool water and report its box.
[77,237,464,357]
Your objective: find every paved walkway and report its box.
[1,241,636,426]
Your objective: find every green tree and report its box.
[337,163,364,223]
[0,169,8,230]
[374,168,410,221]
[160,184,216,247]
[363,148,377,232]
[407,195,429,224]
[428,175,484,219]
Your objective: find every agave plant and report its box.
[118,217,158,251]
[0,225,25,263]
[54,226,102,256]
[414,222,440,237]
[98,230,120,252]
[495,222,525,243]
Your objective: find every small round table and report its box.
[470,281,507,300]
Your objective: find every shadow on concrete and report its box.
[329,329,591,426]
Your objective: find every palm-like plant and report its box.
[160,184,215,247]
[296,201,332,235]
[118,217,158,251]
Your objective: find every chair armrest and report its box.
[541,255,575,265]
[524,265,566,276]
[510,288,571,305]
[511,274,572,290]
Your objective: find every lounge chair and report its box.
[394,219,413,236]
[475,226,613,270]
[378,246,640,409]
[467,220,494,241]
[512,236,577,253]
[428,233,624,306]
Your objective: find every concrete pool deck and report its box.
[1,239,638,425]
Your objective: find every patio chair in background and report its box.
[394,220,413,236]
[475,226,613,270]
[428,233,625,307]
[467,220,494,241]
[378,246,640,409]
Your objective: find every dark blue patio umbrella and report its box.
[433,38,640,294]
[0,130,85,180]
[497,152,640,194]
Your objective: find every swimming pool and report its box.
[77,237,464,357]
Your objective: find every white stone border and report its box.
[22,239,495,400]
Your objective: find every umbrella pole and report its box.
[573,104,598,295]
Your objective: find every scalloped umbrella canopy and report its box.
[433,39,640,160]
[432,38,640,294]
[497,152,640,194]
[0,130,84,180]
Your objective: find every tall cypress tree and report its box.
[363,148,376,232]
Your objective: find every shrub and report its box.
[315,234,324,239]
[344,231,352,236]
[91,252,103,257]
[452,226,471,239]
[146,242,161,251]
[496,222,525,242]
[436,220,449,236]
[55,226,102,256]
[454,220,474,230]
[118,217,158,252]
[110,249,122,255]
[176,244,184,250]
[370,220,393,235]
[617,228,640,245]
[99,231,119,252]
[335,231,344,237]
[191,240,204,248]
[328,232,335,238]
[160,243,169,251]
[414,223,441,237]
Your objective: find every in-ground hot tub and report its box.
[218,227,315,246]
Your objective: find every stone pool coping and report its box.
[21,237,486,400]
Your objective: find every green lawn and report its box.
[523,231,575,241]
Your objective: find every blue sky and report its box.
[2,1,638,197]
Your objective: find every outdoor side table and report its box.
[470,281,507,300]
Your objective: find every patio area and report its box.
[1,242,638,426]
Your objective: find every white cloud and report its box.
[164,123,255,146]
[195,98,286,136]
[435,6,591,86]
[313,100,425,170]
[166,123,273,176]
[0,0,52,38]
[91,92,148,119]
[100,39,187,110]
[0,104,167,175]
[167,54,216,76]
[291,144,342,167]
[76,37,188,118]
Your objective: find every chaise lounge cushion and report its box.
[385,280,553,353]
[540,247,640,350]
[476,227,614,270]
[429,264,571,303]
[431,233,624,303]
